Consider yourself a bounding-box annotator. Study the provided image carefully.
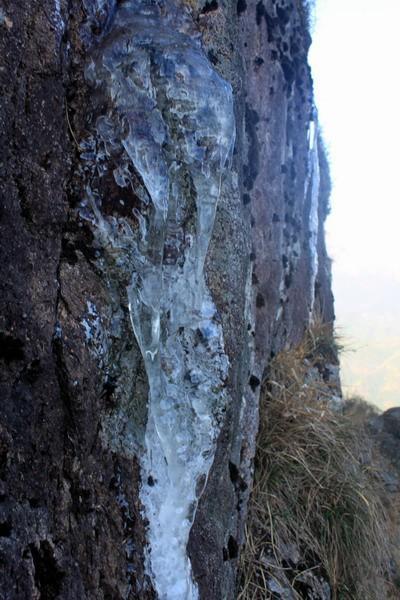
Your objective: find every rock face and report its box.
[369,409,400,591]
[0,1,334,599]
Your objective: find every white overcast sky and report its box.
[309,0,400,409]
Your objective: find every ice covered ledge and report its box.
[84,1,235,597]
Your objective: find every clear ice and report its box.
[85,2,235,598]
[306,116,320,314]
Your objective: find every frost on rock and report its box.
[53,0,65,38]
[83,2,235,598]
[81,300,109,367]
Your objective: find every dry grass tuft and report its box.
[239,323,391,599]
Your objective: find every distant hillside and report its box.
[333,268,400,409]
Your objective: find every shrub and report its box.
[238,324,391,599]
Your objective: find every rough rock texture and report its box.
[0,1,334,599]
[369,408,400,590]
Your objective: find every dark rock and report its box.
[383,407,400,439]
[0,1,335,598]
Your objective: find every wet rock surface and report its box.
[0,1,334,598]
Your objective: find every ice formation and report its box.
[306,117,320,314]
[53,0,64,37]
[84,2,235,598]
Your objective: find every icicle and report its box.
[84,2,235,597]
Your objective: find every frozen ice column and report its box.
[86,3,235,599]
[306,117,321,315]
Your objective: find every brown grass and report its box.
[238,323,391,599]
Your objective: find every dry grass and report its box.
[239,323,391,599]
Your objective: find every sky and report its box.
[309,0,400,410]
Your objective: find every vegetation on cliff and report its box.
[239,322,393,599]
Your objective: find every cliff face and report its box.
[0,1,333,599]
